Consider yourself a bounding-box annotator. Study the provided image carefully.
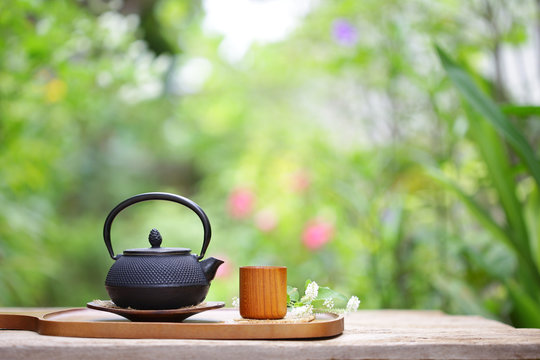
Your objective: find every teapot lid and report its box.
[122,228,192,256]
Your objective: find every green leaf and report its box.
[502,23,528,45]
[427,166,540,292]
[310,299,327,308]
[316,286,349,308]
[501,105,540,117]
[425,167,514,251]
[287,286,299,303]
[506,280,540,328]
[462,243,515,281]
[525,188,540,270]
[304,279,312,291]
[464,103,530,256]
[435,45,540,189]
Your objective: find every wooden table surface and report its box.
[1,308,540,360]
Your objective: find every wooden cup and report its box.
[239,266,287,319]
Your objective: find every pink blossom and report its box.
[302,219,334,250]
[254,209,278,232]
[227,187,255,219]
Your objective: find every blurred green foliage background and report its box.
[1,0,540,327]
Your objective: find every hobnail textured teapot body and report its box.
[102,192,223,310]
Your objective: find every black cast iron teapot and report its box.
[103,192,224,310]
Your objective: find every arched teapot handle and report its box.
[103,192,212,261]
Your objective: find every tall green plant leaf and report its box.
[435,46,540,189]
[506,280,540,328]
[464,104,529,256]
[525,188,540,270]
[435,46,540,320]
[501,105,540,117]
[428,166,540,301]
[425,168,513,250]
[465,105,540,297]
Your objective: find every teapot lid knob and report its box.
[149,228,162,248]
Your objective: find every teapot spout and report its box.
[200,257,224,282]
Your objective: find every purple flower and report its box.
[332,19,358,47]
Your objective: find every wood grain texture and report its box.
[0,307,342,340]
[1,309,540,360]
[239,266,287,319]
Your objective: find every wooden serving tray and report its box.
[0,308,344,340]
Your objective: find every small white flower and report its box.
[346,296,360,313]
[323,299,334,309]
[290,305,313,318]
[232,296,240,308]
[304,281,319,301]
